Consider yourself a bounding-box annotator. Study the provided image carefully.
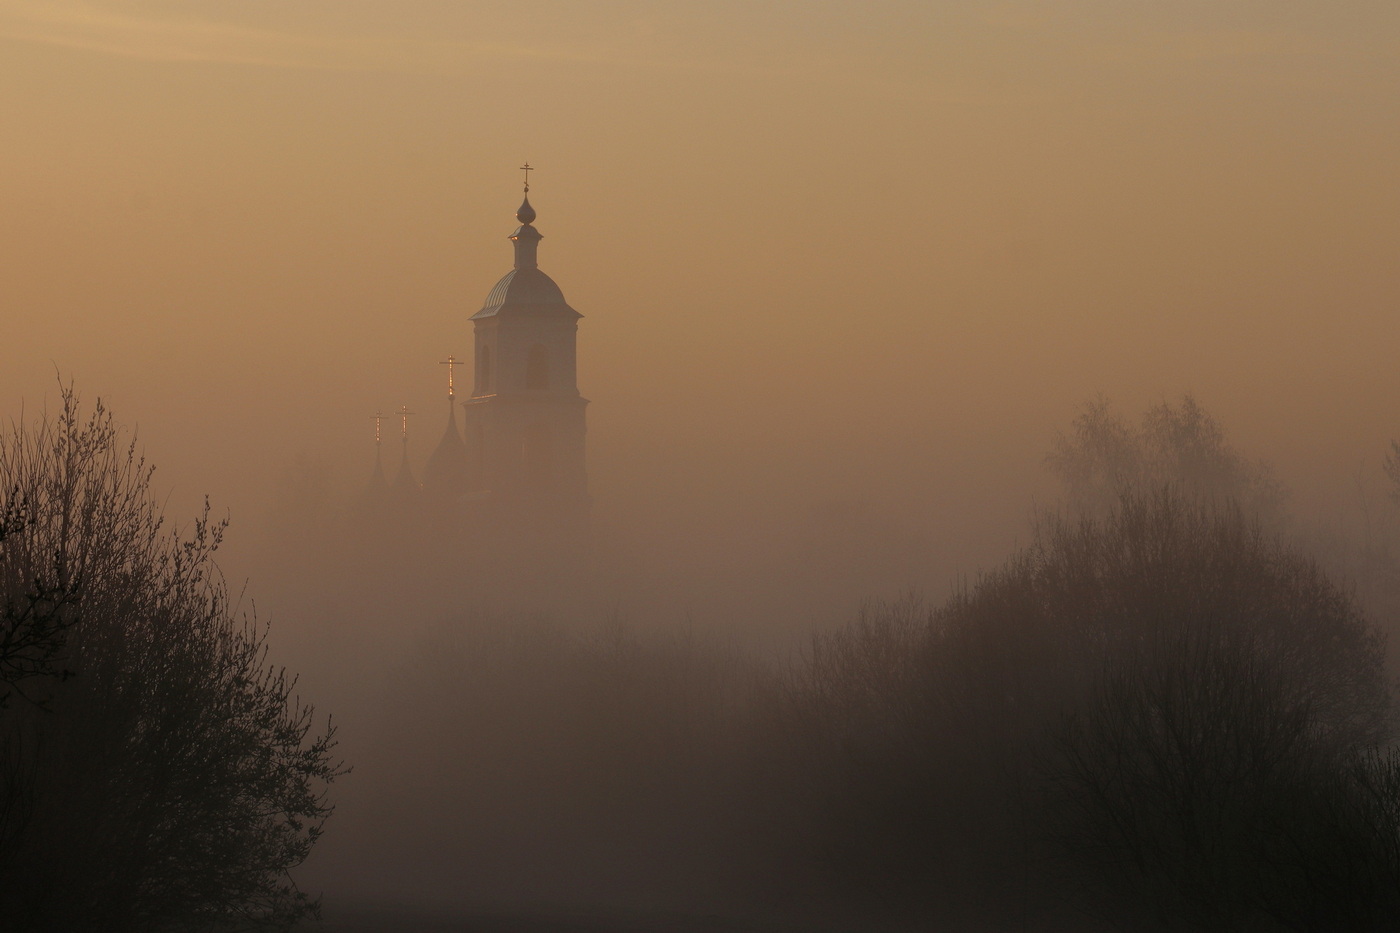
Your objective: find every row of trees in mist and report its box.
[771,496,1400,929]
[353,397,1400,931]
[0,388,341,932]
[782,399,1400,928]
[9,384,1392,929]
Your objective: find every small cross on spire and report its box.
[396,405,415,440]
[440,355,461,399]
[520,162,534,193]
[371,411,385,446]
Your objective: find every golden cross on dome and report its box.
[396,405,415,439]
[439,355,461,399]
[520,162,534,193]
[371,411,385,445]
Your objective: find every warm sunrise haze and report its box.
[3,2,1400,931]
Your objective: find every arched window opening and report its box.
[525,344,550,390]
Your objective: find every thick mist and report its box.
[4,1,1400,928]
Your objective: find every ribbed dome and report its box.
[471,268,579,320]
[470,193,582,320]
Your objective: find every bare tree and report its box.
[766,492,1395,928]
[1039,495,1394,929]
[0,386,343,932]
[1048,395,1286,524]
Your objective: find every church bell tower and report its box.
[462,171,589,534]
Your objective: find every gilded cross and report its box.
[439,355,461,399]
[396,405,415,439]
[520,162,534,192]
[371,411,385,446]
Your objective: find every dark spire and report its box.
[369,445,387,490]
[358,412,390,511]
[393,445,418,494]
[424,362,469,500]
[424,398,468,500]
[392,406,419,496]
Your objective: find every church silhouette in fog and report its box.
[361,168,590,578]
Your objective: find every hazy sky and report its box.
[3,1,1400,617]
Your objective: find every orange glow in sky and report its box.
[3,1,1399,619]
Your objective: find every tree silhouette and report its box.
[768,492,1397,928]
[0,386,342,932]
[1048,395,1286,523]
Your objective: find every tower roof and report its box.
[471,193,580,321]
[390,405,419,499]
[360,445,389,507]
[358,412,391,510]
[473,268,578,320]
[423,399,469,498]
[392,452,419,495]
